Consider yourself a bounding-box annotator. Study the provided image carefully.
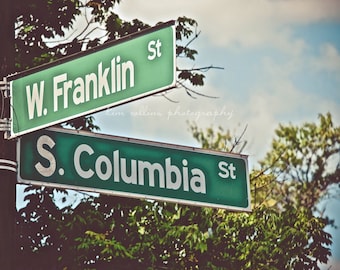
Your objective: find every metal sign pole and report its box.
[0,0,16,267]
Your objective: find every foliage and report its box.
[14,0,122,70]
[189,122,248,153]
[13,0,212,93]
[17,189,332,269]
[259,113,340,212]
[189,124,232,151]
[16,114,337,269]
[13,0,211,130]
[16,186,65,269]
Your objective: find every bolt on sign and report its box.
[9,21,175,138]
[17,128,251,211]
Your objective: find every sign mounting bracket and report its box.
[0,77,12,138]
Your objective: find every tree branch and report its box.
[230,124,248,153]
[176,80,219,99]
[177,65,224,72]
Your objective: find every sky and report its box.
[16,0,340,268]
[93,0,340,160]
[91,0,340,268]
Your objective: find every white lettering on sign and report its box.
[73,144,206,194]
[74,144,94,179]
[26,81,45,120]
[23,55,136,120]
[35,135,56,177]
[147,39,162,60]
[218,161,237,179]
[53,57,135,112]
[32,135,241,195]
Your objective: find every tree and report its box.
[12,1,337,269]
[14,1,218,269]
[259,113,340,214]
[17,115,334,269]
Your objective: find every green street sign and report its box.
[9,21,175,138]
[17,128,251,211]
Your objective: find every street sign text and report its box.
[10,22,175,138]
[18,128,251,211]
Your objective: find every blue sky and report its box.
[95,1,340,268]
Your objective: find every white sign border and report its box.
[9,21,176,139]
[17,127,251,212]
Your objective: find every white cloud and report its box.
[94,0,340,164]
[311,43,340,75]
[115,0,340,50]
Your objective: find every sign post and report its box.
[10,21,175,138]
[17,128,251,211]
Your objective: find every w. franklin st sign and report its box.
[17,128,251,211]
[9,21,175,138]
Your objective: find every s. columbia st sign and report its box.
[9,21,175,138]
[17,128,251,211]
